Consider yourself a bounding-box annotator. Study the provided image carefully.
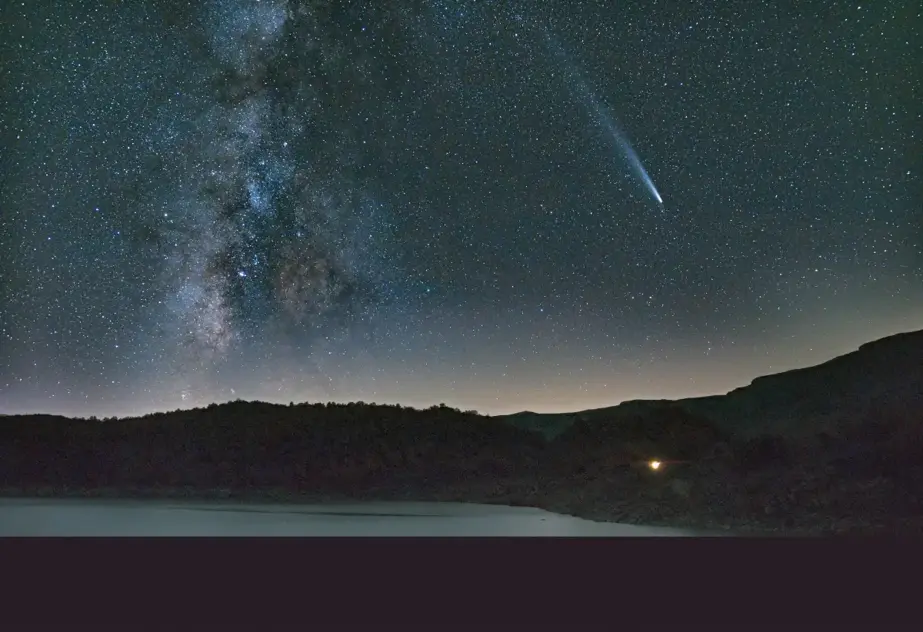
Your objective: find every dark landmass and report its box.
[2,329,922,534]
[501,329,923,439]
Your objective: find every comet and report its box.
[591,101,664,205]
[544,32,663,205]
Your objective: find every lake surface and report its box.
[0,498,698,536]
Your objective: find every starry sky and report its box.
[1,0,920,418]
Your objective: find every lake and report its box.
[0,498,699,536]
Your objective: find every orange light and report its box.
[649,460,662,471]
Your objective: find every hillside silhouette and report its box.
[0,402,546,494]
[503,328,923,438]
[1,328,921,533]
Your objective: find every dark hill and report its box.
[0,402,546,494]
[550,405,729,465]
[501,328,923,438]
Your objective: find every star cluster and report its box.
[1,0,920,417]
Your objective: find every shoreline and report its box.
[2,482,906,536]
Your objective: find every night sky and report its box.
[1,0,920,418]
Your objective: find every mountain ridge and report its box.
[500,328,923,438]
[2,329,920,439]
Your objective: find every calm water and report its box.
[0,498,697,536]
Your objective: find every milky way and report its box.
[1,0,920,417]
[155,0,409,392]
